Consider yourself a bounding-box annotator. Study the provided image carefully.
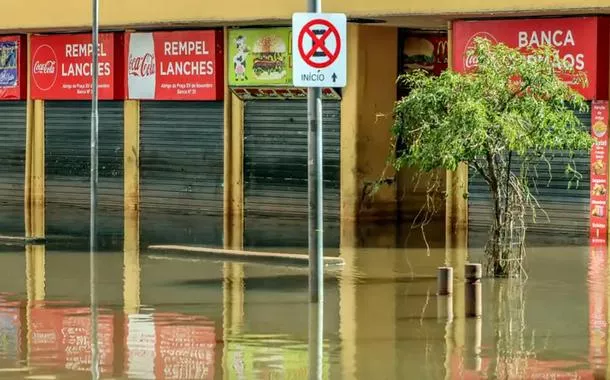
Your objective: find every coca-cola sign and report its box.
[125,30,224,101]
[31,45,58,91]
[0,36,26,100]
[30,33,125,100]
[452,17,610,100]
[128,53,155,77]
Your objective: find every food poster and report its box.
[590,100,609,244]
[400,31,448,76]
[398,31,448,99]
[228,28,292,86]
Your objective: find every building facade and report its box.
[0,0,608,248]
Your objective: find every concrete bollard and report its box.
[465,263,482,317]
[437,266,453,295]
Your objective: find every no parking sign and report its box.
[292,13,347,87]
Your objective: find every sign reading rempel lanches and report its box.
[292,13,347,88]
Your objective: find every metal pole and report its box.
[308,0,324,304]
[308,302,324,380]
[90,0,100,378]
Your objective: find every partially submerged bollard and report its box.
[465,263,482,317]
[437,266,454,321]
[437,266,453,295]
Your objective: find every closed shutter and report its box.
[468,105,591,246]
[45,101,124,247]
[140,101,224,247]
[243,100,341,248]
[0,101,26,235]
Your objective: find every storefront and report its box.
[396,29,448,222]
[126,30,225,246]
[30,33,125,246]
[228,27,341,248]
[451,17,610,244]
[0,36,26,235]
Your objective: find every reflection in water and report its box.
[0,223,609,378]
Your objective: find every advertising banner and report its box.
[228,28,292,87]
[590,100,608,244]
[126,30,224,100]
[0,36,26,100]
[30,33,124,100]
[452,17,610,100]
[400,31,448,76]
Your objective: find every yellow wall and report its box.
[1,0,607,32]
[341,25,398,222]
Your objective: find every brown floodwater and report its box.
[0,221,606,379]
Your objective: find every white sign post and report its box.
[292,10,347,308]
[292,13,347,87]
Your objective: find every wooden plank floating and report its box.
[0,235,46,244]
[147,245,345,267]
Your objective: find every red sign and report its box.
[452,17,610,100]
[126,30,224,101]
[0,36,26,100]
[590,100,609,243]
[30,33,124,100]
[298,19,341,69]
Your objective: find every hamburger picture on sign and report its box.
[228,27,292,86]
[400,31,448,76]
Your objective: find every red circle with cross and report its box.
[297,19,341,69]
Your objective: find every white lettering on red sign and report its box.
[160,61,214,76]
[517,30,576,48]
[163,41,210,56]
[61,62,111,77]
[64,43,108,58]
[33,60,56,74]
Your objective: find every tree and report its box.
[389,38,593,277]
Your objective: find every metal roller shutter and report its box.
[45,101,124,247]
[0,101,26,235]
[243,100,341,248]
[139,101,224,247]
[468,105,591,246]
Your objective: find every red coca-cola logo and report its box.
[464,32,498,70]
[31,44,58,91]
[128,53,155,77]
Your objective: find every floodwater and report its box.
[0,219,607,379]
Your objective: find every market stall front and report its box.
[0,35,26,235]
[126,30,225,246]
[30,32,124,246]
[229,27,341,248]
[452,17,610,244]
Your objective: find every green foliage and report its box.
[390,38,595,277]
[391,38,593,174]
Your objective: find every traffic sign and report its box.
[292,13,347,88]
